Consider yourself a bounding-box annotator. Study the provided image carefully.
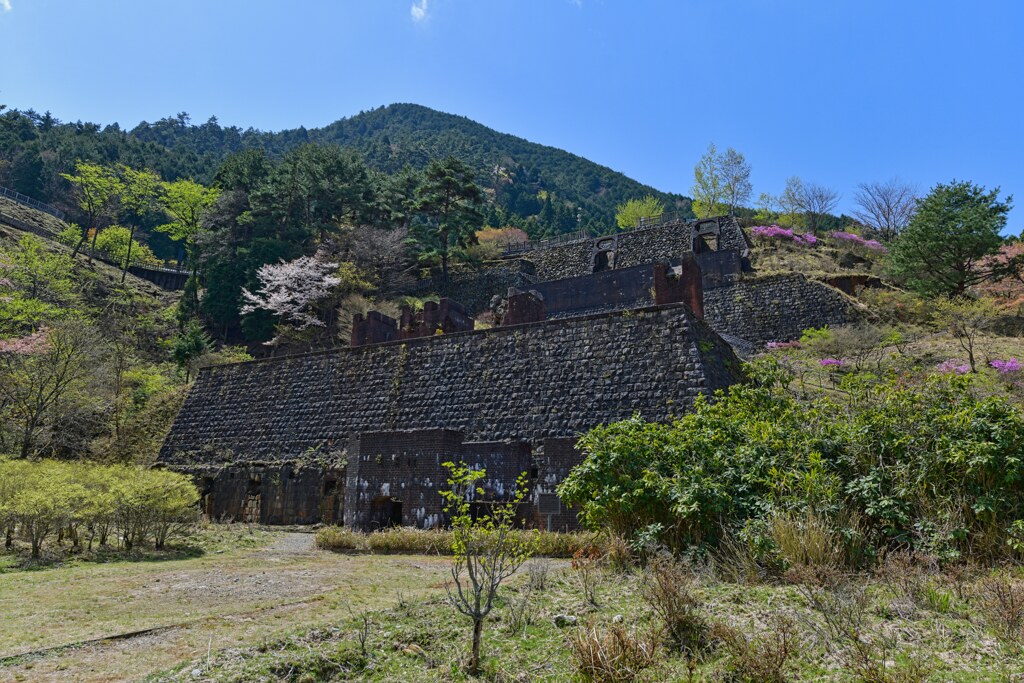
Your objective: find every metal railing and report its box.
[0,186,67,220]
[0,208,186,278]
[499,228,593,257]
[635,211,690,230]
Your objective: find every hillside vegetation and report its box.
[0,104,690,237]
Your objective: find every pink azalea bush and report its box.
[820,358,845,367]
[766,340,801,350]
[752,225,794,239]
[991,358,1022,375]
[937,359,971,375]
[830,231,888,252]
[751,225,817,246]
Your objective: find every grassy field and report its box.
[149,551,1024,682]
[0,527,453,682]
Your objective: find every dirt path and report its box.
[0,531,450,682]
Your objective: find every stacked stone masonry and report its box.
[161,303,741,465]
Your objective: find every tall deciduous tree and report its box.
[0,321,98,458]
[416,156,484,283]
[800,182,841,235]
[853,178,917,242]
[615,195,665,230]
[889,180,1012,297]
[778,176,805,227]
[240,254,343,334]
[59,161,120,260]
[690,143,724,218]
[158,179,220,323]
[720,148,752,216]
[157,179,220,268]
[116,165,162,283]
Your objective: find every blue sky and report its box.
[1,0,1021,233]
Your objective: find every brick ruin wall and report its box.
[190,462,345,526]
[345,430,536,531]
[498,268,860,345]
[160,303,742,467]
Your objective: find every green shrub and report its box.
[56,224,81,247]
[558,358,1024,562]
[0,460,198,557]
[94,225,158,265]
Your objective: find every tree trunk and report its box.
[469,617,483,675]
[440,227,450,286]
[72,224,89,259]
[89,224,101,263]
[121,225,135,283]
[19,417,36,459]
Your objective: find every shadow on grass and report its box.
[0,542,208,572]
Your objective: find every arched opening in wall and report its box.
[369,496,403,530]
[592,250,613,272]
[242,474,262,524]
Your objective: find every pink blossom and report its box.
[820,358,845,367]
[752,225,794,240]
[751,225,817,246]
[990,358,1023,375]
[830,231,888,253]
[937,359,971,375]
[240,254,341,330]
[0,328,50,355]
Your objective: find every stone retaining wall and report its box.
[704,273,861,343]
[159,303,742,466]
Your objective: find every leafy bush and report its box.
[0,460,198,557]
[55,224,82,247]
[93,225,158,265]
[559,359,1024,562]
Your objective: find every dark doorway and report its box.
[592,250,613,272]
[369,496,403,530]
[320,479,342,524]
[242,474,261,523]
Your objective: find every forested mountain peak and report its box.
[1,103,690,234]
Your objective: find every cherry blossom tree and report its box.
[240,254,342,331]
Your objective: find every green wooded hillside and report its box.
[0,103,691,235]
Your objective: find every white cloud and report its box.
[410,0,428,22]
[1,0,12,13]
